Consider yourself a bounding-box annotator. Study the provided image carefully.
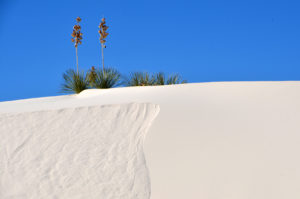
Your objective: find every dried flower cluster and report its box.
[87,66,97,87]
[71,17,83,48]
[98,17,109,72]
[99,18,109,46]
[71,17,83,74]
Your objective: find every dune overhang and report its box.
[0,103,159,199]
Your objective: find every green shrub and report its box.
[165,73,187,85]
[61,69,89,94]
[93,67,121,88]
[154,72,187,85]
[154,72,165,85]
[126,72,156,86]
[126,71,187,86]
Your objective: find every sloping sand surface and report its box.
[0,103,159,199]
[1,81,300,198]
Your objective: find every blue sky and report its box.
[0,0,299,101]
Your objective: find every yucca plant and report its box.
[93,67,121,88]
[87,66,97,87]
[126,72,187,86]
[166,74,187,85]
[61,69,89,94]
[71,17,83,74]
[154,72,166,85]
[126,72,156,86]
[98,18,109,73]
[153,72,187,85]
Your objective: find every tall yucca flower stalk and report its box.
[98,18,109,73]
[71,17,83,74]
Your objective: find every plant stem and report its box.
[101,43,105,74]
[76,47,79,74]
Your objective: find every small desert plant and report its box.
[126,72,186,86]
[61,69,89,93]
[154,72,166,85]
[98,18,109,72]
[126,72,156,86]
[166,73,187,85]
[153,72,187,85]
[87,66,97,87]
[93,67,121,88]
[71,17,83,74]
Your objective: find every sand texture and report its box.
[1,82,300,198]
[0,103,159,199]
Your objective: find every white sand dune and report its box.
[0,104,159,199]
[1,81,300,198]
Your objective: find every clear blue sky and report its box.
[0,0,299,101]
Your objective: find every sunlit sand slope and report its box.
[1,81,300,198]
[0,103,159,199]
